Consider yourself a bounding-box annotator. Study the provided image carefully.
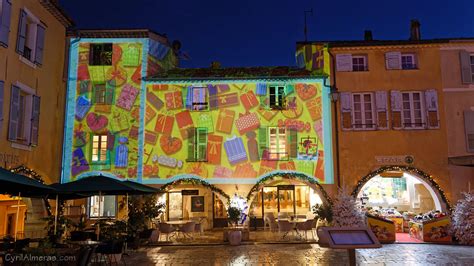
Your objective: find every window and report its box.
[191,87,208,111]
[352,55,368,71]
[401,54,417,69]
[187,128,208,162]
[471,55,474,82]
[88,195,116,218]
[268,127,287,160]
[91,134,108,162]
[8,83,40,146]
[16,8,45,65]
[269,86,285,110]
[89,43,113,66]
[464,111,474,153]
[352,93,375,130]
[402,92,425,129]
[93,84,113,105]
[0,0,12,47]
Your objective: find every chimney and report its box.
[364,30,373,41]
[410,20,421,41]
[210,61,221,69]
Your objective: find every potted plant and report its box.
[127,195,165,249]
[312,203,333,228]
[227,206,242,245]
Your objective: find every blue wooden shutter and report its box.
[8,85,20,141]
[0,0,12,47]
[0,81,4,132]
[16,9,27,55]
[208,84,218,110]
[185,86,193,109]
[34,24,45,65]
[30,95,40,146]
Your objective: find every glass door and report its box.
[277,186,295,216]
[213,193,228,228]
[263,187,278,217]
[167,192,183,221]
[295,186,310,216]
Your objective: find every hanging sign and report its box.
[277,185,295,190]
[375,155,414,165]
[181,190,199,195]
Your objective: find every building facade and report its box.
[440,40,474,202]
[0,0,72,238]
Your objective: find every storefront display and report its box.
[409,210,451,243]
[366,214,396,243]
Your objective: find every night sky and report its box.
[60,0,474,68]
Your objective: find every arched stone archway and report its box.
[159,174,230,204]
[351,165,452,212]
[246,170,332,206]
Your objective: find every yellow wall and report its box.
[331,45,452,204]
[0,196,27,238]
[440,44,474,201]
[0,0,67,184]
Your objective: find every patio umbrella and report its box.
[50,175,154,238]
[0,167,56,240]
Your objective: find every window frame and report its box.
[87,195,117,219]
[268,127,288,161]
[401,91,425,130]
[17,8,43,65]
[9,82,36,146]
[89,43,113,66]
[352,55,368,72]
[470,55,474,82]
[191,86,209,111]
[401,53,417,70]
[351,92,376,130]
[91,134,109,163]
[269,85,286,110]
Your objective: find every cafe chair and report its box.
[278,220,294,240]
[76,246,94,266]
[264,213,278,232]
[158,223,176,242]
[296,219,315,240]
[95,240,125,266]
[179,222,196,240]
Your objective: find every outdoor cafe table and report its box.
[68,240,102,247]
[278,218,308,238]
[165,220,192,239]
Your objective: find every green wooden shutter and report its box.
[258,127,268,160]
[197,128,208,161]
[288,128,298,159]
[105,82,114,105]
[278,86,285,109]
[187,128,196,161]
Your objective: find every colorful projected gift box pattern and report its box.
[142,80,334,184]
[63,37,177,181]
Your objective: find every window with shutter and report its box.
[187,128,208,162]
[352,55,368,71]
[0,0,12,47]
[464,111,474,153]
[191,87,208,111]
[268,127,288,160]
[351,93,375,130]
[390,90,403,129]
[258,127,268,159]
[16,8,44,65]
[375,91,388,129]
[401,91,425,129]
[459,50,472,84]
[424,89,439,129]
[401,53,417,69]
[269,86,286,110]
[385,52,402,70]
[8,85,20,141]
[340,92,352,130]
[336,54,353,72]
[0,81,3,133]
[34,24,45,65]
[30,95,40,146]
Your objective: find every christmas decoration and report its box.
[332,187,365,227]
[246,170,332,205]
[451,192,474,245]
[158,176,230,202]
[351,165,452,212]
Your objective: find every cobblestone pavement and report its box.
[125,243,474,265]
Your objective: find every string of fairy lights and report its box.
[158,176,231,202]
[350,165,453,213]
[245,171,333,205]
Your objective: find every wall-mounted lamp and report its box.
[330,91,339,102]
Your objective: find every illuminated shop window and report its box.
[88,195,116,218]
[402,92,425,129]
[268,127,287,160]
[192,87,208,111]
[269,86,285,110]
[91,135,108,162]
[187,128,208,162]
[89,43,112,66]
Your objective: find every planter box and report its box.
[223,227,249,242]
[408,216,452,243]
[366,215,396,243]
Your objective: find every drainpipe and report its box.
[326,47,341,188]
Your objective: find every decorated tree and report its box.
[451,192,474,245]
[332,187,365,227]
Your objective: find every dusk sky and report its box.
[60,0,474,68]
